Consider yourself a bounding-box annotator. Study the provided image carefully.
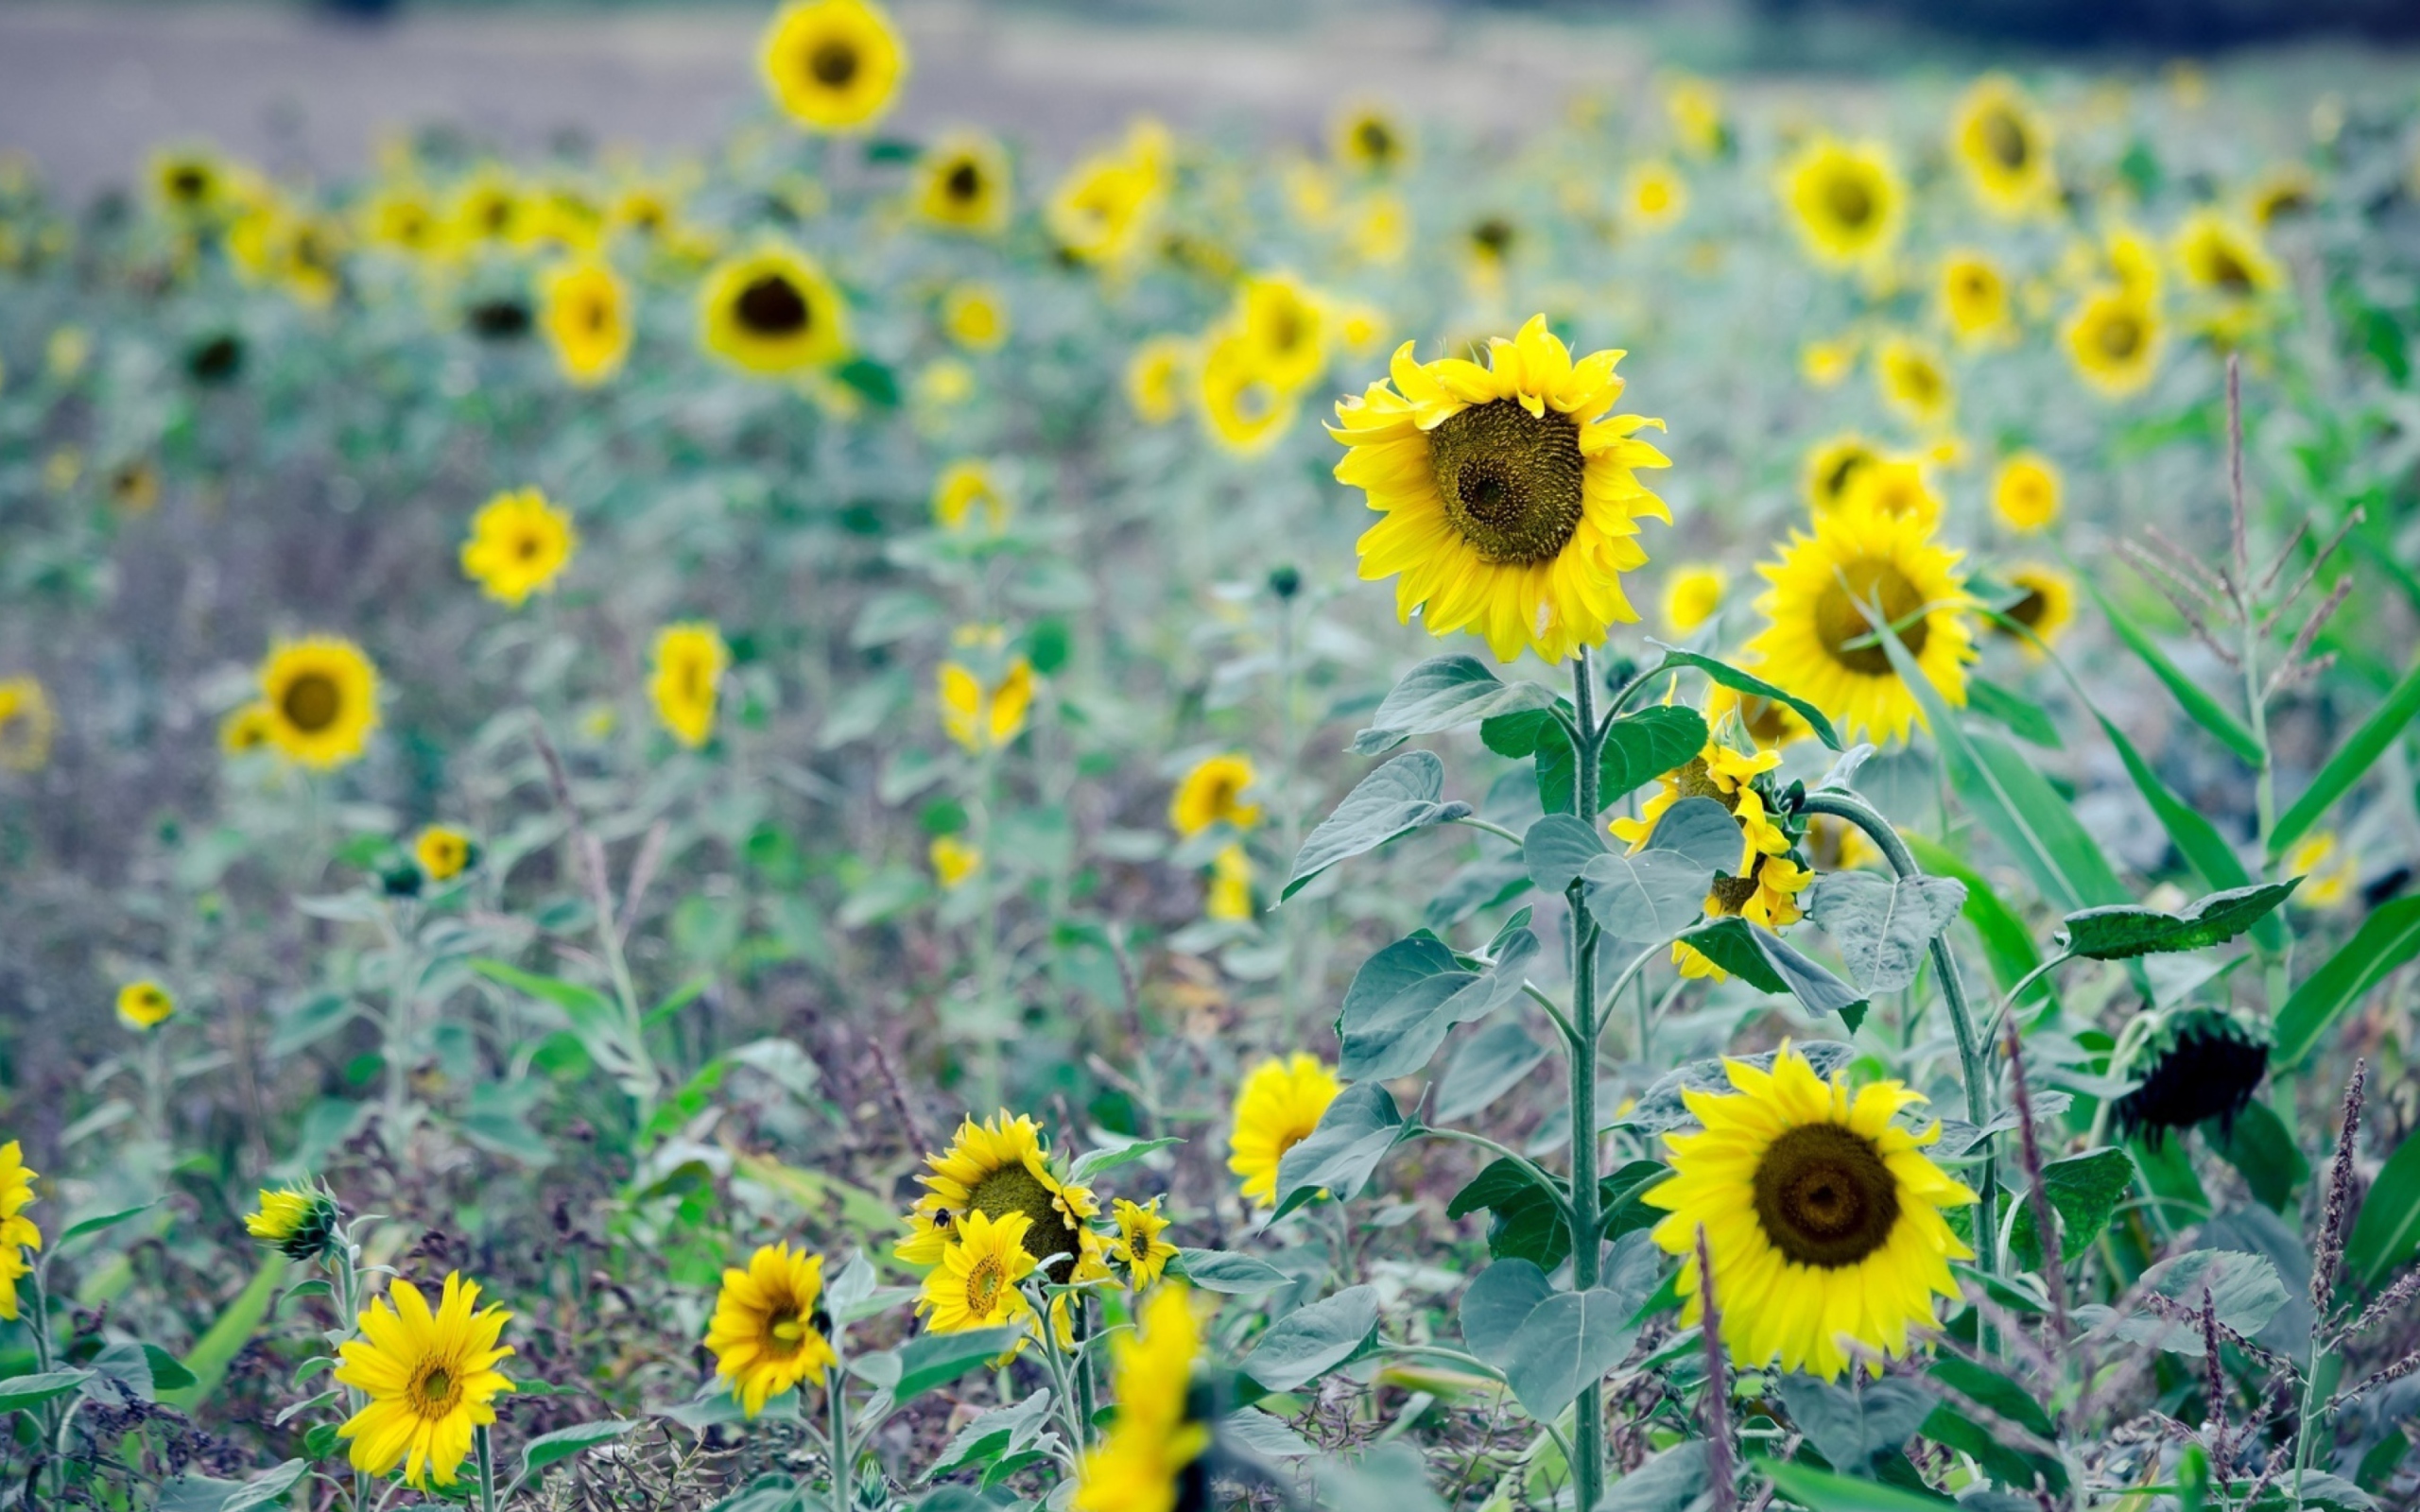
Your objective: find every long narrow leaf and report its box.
[2084,576,2261,765]
[2271,653,2420,859]
[2272,897,2420,1068]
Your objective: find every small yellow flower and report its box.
[1111,1197,1180,1289]
[1991,564,2075,654]
[1805,435,1879,513]
[930,835,981,890]
[2285,832,2356,909]
[916,1209,1039,1333]
[1126,336,1190,425]
[758,0,908,133]
[1876,335,1954,429]
[1840,455,1943,530]
[1228,1055,1340,1209]
[940,282,1009,352]
[335,1273,516,1489]
[2066,287,2162,399]
[1348,192,1411,266]
[938,658,1034,753]
[116,980,175,1031]
[704,1243,838,1418]
[1333,101,1412,176]
[1939,251,2011,344]
[1169,754,1260,836]
[0,678,57,773]
[916,132,1012,234]
[0,1142,42,1323]
[219,702,276,756]
[1992,453,2062,533]
[1662,565,1727,635]
[650,623,729,748]
[1622,161,1687,233]
[1779,137,1903,268]
[1205,843,1254,922]
[538,260,631,386]
[1198,331,1295,456]
[415,826,475,883]
[459,488,578,608]
[932,459,1008,533]
[1949,76,2056,219]
[1047,119,1168,268]
[1799,337,1855,388]
[46,326,90,382]
[258,638,380,771]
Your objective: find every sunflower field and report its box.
[2,6,2419,1509]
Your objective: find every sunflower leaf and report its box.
[1350,656,1556,755]
[1523,814,1604,894]
[1805,871,1967,995]
[1272,1083,1407,1219]
[1283,752,1471,902]
[2057,881,2298,960]
[1241,1285,1380,1391]
[2007,1147,2136,1271]
[1064,1136,1183,1186]
[1582,850,1714,944]
[1170,1249,1290,1295]
[1337,929,1539,1082]
[1599,706,1711,805]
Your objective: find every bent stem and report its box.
[1566,646,1607,1512]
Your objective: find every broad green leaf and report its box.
[1435,1021,1547,1123]
[156,1460,309,1512]
[1674,918,1866,1022]
[1602,1443,1713,1512]
[1650,796,1747,876]
[521,1419,639,1478]
[1064,1136,1183,1186]
[1319,1444,1454,1512]
[2058,881,2299,960]
[1646,644,1844,750]
[142,1345,198,1393]
[0,1370,94,1413]
[1220,1407,1318,1459]
[1272,1083,1405,1219]
[1758,1461,1953,1512]
[1582,849,1714,944]
[2084,577,2263,764]
[2272,653,2420,859]
[2206,1100,2308,1214]
[267,992,358,1057]
[1170,1248,1290,1294]
[2008,1147,2136,1271]
[1599,706,1710,804]
[1897,834,2052,1008]
[888,1327,1025,1404]
[1338,929,1537,1082]
[923,1391,1056,1482]
[1282,752,1472,901]
[1622,1042,1858,1133]
[1772,1375,1935,1476]
[2074,1249,2288,1354]
[1350,656,1556,755]
[1241,1285,1378,1391]
[1522,814,1603,895]
[1964,677,2062,748]
[1446,1160,1663,1272]
[1458,1253,1653,1419]
[1804,872,1967,995]
[2347,1122,2420,1287]
[1480,706,1556,759]
[2273,897,2420,1067]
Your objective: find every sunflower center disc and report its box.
[946,162,981,202]
[735,275,811,337]
[1358,122,1392,162]
[767,1308,805,1357]
[415,1365,462,1418]
[970,1165,1081,1280]
[965,1255,1003,1315]
[809,41,860,87]
[1825,173,1873,230]
[282,673,342,732]
[2005,586,2048,628]
[1752,1122,1901,1268]
[1981,111,2029,170]
[1707,870,1761,915]
[2098,310,2141,360]
[1427,399,1587,566]
[1815,558,1928,676]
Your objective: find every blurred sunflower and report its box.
[1950,76,2055,218]
[1744,502,1973,746]
[0,677,55,773]
[1073,1284,1212,1512]
[898,1112,1101,1280]
[1110,1198,1179,1289]
[929,834,981,890]
[1646,1045,1974,1380]
[699,243,847,374]
[940,282,1008,352]
[1664,75,1730,159]
[460,488,578,607]
[414,825,475,883]
[938,657,1034,752]
[2173,209,2282,300]
[932,459,1008,532]
[649,623,728,748]
[1229,1054,1340,1208]
[1198,333,1294,455]
[1621,161,1687,234]
[1991,564,2075,652]
[0,1143,39,1322]
[2284,832,2357,908]
[1662,565,1727,635]
[538,260,631,386]
[219,702,276,757]
[1333,101,1411,176]
[1330,316,1671,664]
[1991,452,2061,533]
[1876,336,1953,429]
[258,638,379,770]
[1779,138,1903,268]
[1236,273,1327,392]
[149,146,235,222]
[445,168,528,253]
[758,0,907,132]
[334,1273,516,1489]
[2246,164,2317,226]
[1799,337,1855,388]
[116,980,175,1031]
[1048,120,1168,268]
[1204,843,1253,922]
[358,184,442,256]
[1170,753,1260,836]
[1707,676,1813,749]
[1939,251,2011,344]
[1348,191,1411,266]
[1840,455,1942,529]
[917,132,1012,234]
[1127,336,1190,425]
[2065,287,2161,398]
[704,1243,837,1418]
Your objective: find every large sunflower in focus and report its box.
[699,244,848,375]
[758,0,907,132]
[897,1112,1103,1282]
[1646,1045,1974,1381]
[1330,316,1671,664]
[1743,501,1973,747]
[259,638,379,770]
[1779,138,1903,269]
[334,1273,516,1488]
[1950,76,2055,219]
[917,132,1012,234]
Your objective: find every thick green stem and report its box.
[1567,646,1606,1512]
[475,1425,499,1512]
[827,1366,851,1512]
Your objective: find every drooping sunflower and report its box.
[0,1142,40,1323]
[1839,455,1942,530]
[258,638,379,770]
[1127,336,1191,425]
[1990,453,2061,533]
[1611,739,1810,978]
[1228,1055,1340,1209]
[1198,332,1295,456]
[1802,435,1878,514]
[1989,564,2075,653]
[929,834,981,890]
[932,459,1008,533]
[897,1112,1102,1281]
[1622,161,1688,234]
[1170,754,1260,836]
[414,826,475,883]
[1779,138,1903,268]
[1875,336,1953,430]
[1939,251,2010,344]
[2065,287,2161,398]
[1743,501,1974,747]
[1949,76,2055,218]
[246,1185,341,1262]
[916,1209,1040,1333]
[1204,843,1253,923]
[1331,316,1671,664]
[940,282,1009,352]
[116,980,175,1031]
[1111,1198,1180,1289]
[1047,120,1168,268]
[649,623,728,748]
[1073,1284,1213,1512]
[538,260,631,386]
[938,657,1033,752]
[916,132,1012,233]
[460,487,578,607]
[1662,565,1726,636]
[0,677,56,773]
[1646,1045,1975,1381]
[699,244,848,375]
[1333,101,1411,177]
[704,1243,838,1418]
[2172,209,2282,301]
[758,0,907,132]
[334,1273,516,1489]
[2113,1010,2271,1146]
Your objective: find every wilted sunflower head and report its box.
[2114,1010,2271,1145]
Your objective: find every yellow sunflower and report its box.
[1991,453,2061,533]
[1333,101,1412,176]
[150,146,233,221]
[1111,1198,1180,1289]
[1800,337,1855,388]
[1127,336,1191,425]
[1645,1045,1975,1381]
[1779,138,1903,268]
[1611,740,1810,979]
[220,702,276,756]
[940,282,1009,352]
[334,1273,516,1489]
[460,487,578,607]
[1839,455,1943,530]
[1803,435,1878,513]
[650,623,728,748]
[1662,565,1727,636]
[1205,843,1254,922]
[1939,251,2011,344]
[704,1243,838,1418]
[699,244,848,375]
[1950,76,2055,218]
[444,168,528,254]
[938,657,1033,752]
[1198,332,1296,456]
[1991,564,2075,653]
[916,1209,1041,1333]
[1349,191,1412,266]
[246,1185,341,1262]
[2173,209,2282,300]
[897,1112,1102,1280]
[917,132,1012,233]
[1074,1284,1212,1512]
[415,826,475,883]
[359,183,441,256]
[0,1142,40,1323]
[1743,500,1974,747]
[2247,164,2317,226]
[1876,336,1954,430]
[1623,161,1688,233]
[929,834,981,890]
[0,677,56,773]
[2065,287,2161,398]
[932,459,1008,533]
[537,260,631,386]
[1047,120,1168,268]
[1236,273,1327,394]
[258,638,379,770]
[758,0,907,132]
[110,459,160,514]
[1331,316,1671,664]
[116,980,175,1031]
[1664,75,1729,159]
[1229,1054,1340,1209]
[1170,754,1260,836]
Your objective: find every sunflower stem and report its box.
[1567,645,1607,1512]
[827,1362,851,1512]
[474,1424,498,1512]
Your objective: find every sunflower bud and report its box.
[245,1185,343,1263]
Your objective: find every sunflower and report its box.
[335,1273,516,1488]
[1803,435,1878,513]
[258,638,379,770]
[1939,251,2010,344]
[1333,102,1411,176]
[1170,754,1260,836]
[1876,336,1953,429]
[2173,209,2282,300]
[2065,287,2161,398]
[1622,161,1688,233]
[2283,831,2355,909]
[1127,336,1191,424]
[2246,164,2317,226]
[1047,120,1168,268]
[1662,565,1726,635]
[220,702,275,756]
[1803,814,1881,873]
[650,623,728,748]
[2113,1010,2271,1146]
[1799,337,1854,388]
[1991,564,2074,652]
[445,168,528,253]
[932,459,1008,532]
[2101,223,2165,302]
[1706,676,1813,750]
[1779,138,1903,268]
[110,458,160,513]
[897,1112,1102,1281]
[116,980,175,1031]
[538,260,631,386]
[1664,75,1729,158]
[929,834,981,890]
[1331,316,1671,664]
[1839,455,1942,530]
[1349,192,1412,266]
[1198,333,1295,456]
[917,132,1012,233]
[247,1185,341,1262]
[1235,274,1327,393]
[1204,843,1254,922]
[0,677,56,773]
[0,1143,40,1323]
[150,146,233,221]
[414,826,475,883]
[1990,453,2061,533]
[460,487,578,607]
[758,0,906,132]
[1228,1055,1340,1209]
[938,657,1033,752]
[1111,1198,1180,1289]
[1950,76,2055,218]
[940,282,1008,352]
[704,1243,838,1418]
[1647,1045,1974,1381]
[699,244,848,375]
[1610,741,1809,975]
[916,1209,1041,1332]
[359,184,442,256]
[1743,500,1974,747]
[1073,1284,1213,1512]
